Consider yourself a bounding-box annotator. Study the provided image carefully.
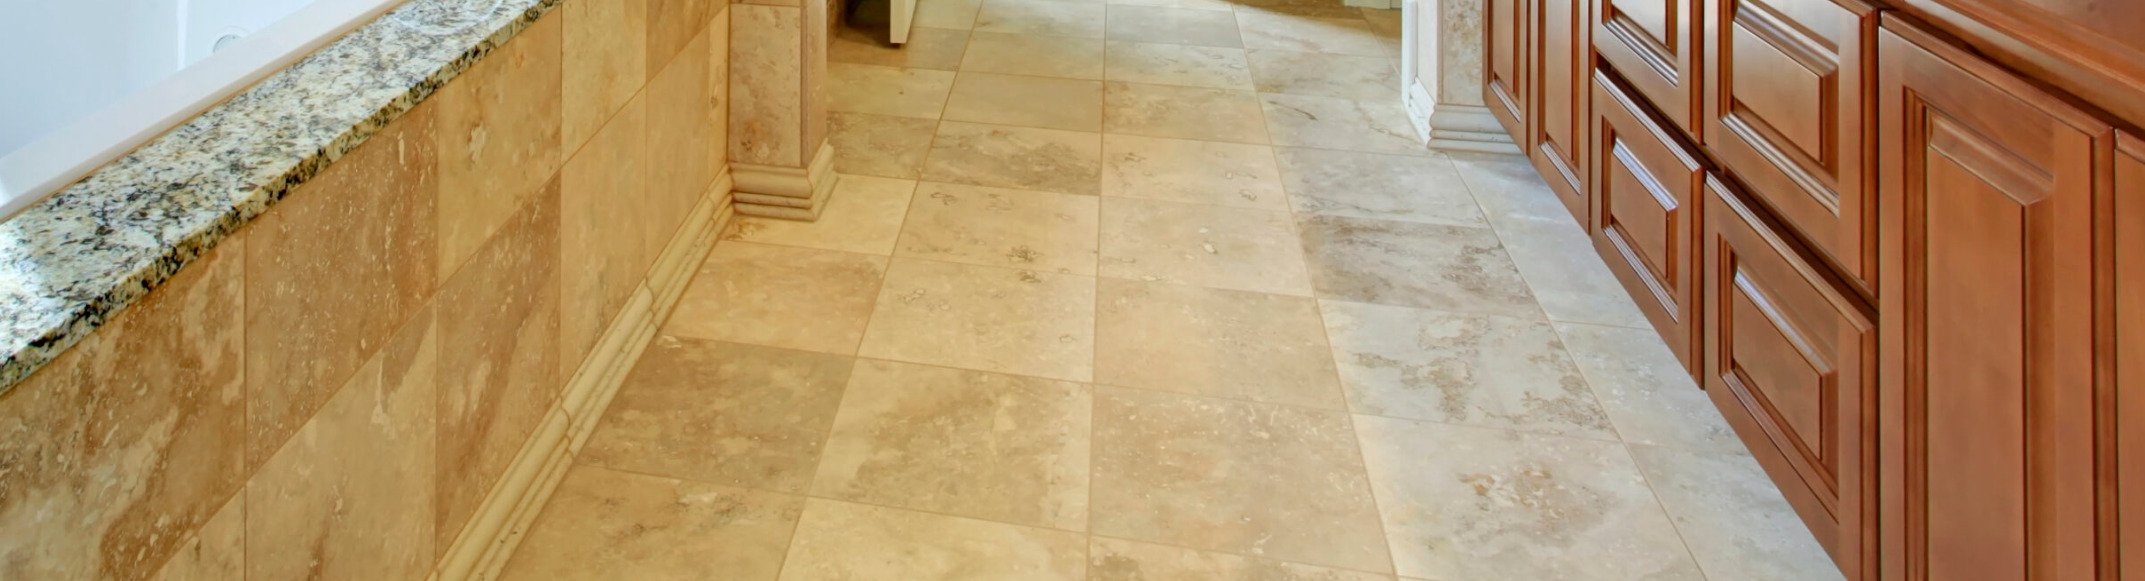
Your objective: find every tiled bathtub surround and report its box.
[0,1,737,578]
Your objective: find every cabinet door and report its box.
[1702,175,1872,577]
[1591,70,1706,371]
[2117,133,2145,581]
[1875,16,2108,581]
[1529,0,1591,220]
[1702,0,1879,296]
[1486,0,1529,144]
[1594,0,1702,134]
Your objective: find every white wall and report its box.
[0,0,183,156]
[185,0,318,63]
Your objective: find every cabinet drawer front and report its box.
[1703,0,1879,295]
[1702,175,1872,575]
[1595,0,1702,134]
[1590,70,1706,371]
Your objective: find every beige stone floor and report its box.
[497,0,1843,578]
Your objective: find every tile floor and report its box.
[497,0,1843,578]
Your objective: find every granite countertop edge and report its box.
[0,0,562,394]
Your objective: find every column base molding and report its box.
[1426,104,1521,154]
[731,142,837,221]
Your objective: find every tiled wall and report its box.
[0,1,733,578]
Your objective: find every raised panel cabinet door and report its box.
[1876,15,2109,581]
[1530,0,1591,221]
[1591,69,1707,372]
[1702,174,1873,578]
[1702,0,1880,296]
[1594,0,1702,135]
[1486,0,1529,144]
[2116,133,2145,581]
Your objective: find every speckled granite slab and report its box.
[0,0,561,393]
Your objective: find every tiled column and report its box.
[729,0,836,220]
[1401,0,1519,153]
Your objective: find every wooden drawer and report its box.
[1593,0,1702,135]
[1589,69,1706,372]
[1702,0,1880,296]
[1701,174,1873,577]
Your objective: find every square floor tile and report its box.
[1100,197,1311,295]
[829,111,939,179]
[579,338,855,492]
[961,32,1106,79]
[1449,151,1652,328]
[1104,82,1270,143]
[858,258,1097,381]
[1629,445,1845,581]
[1101,134,1287,209]
[1232,0,1364,17]
[1103,42,1253,90]
[1096,279,1343,408]
[1105,5,1244,47]
[1320,300,1614,437]
[812,359,1092,530]
[1088,537,1391,580]
[829,63,957,119]
[1261,93,1423,154]
[1091,387,1392,573]
[897,182,1101,274]
[497,466,803,581]
[1353,416,1705,580]
[1555,322,1743,451]
[1276,147,1485,226]
[665,242,889,354]
[944,72,1106,131]
[1237,12,1390,56]
[923,121,1103,195]
[1248,49,1399,101]
[1296,214,1537,316]
[833,25,971,71]
[780,500,1089,580]
[723,175,917,255]
[916,0,985,28]
[976,0,1107,38]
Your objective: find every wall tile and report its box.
[436,13,565,279]
[708,5,732,171]
[645,24,717,248]
[0,236,246,580]
[247,105,438,468]
[563,0,649,151]
[435,186,563,550]
[152,495,244,581]
[649,0,721,71]
[730,4,805,166]
[560,98,651,368]
[246,309,438,581]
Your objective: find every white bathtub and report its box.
[0,0,409,218]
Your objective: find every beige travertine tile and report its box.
[0,237,245,580]
[833,25,971,70]
[1320,301,1614,437]
[1448,151,1651,328]
[1105,5,1245,47]
[1238,12,1390,56]
[1091,387,1392,573]
[729,4,805,165]
[923,121,1103,195]
[435,14,563,279]
[665,242,889,354]
[812,359,1093,530]
[780,500,1089,580]
[916,0,985,29]
[1249,49,1399,101]
[560,99,649,369]
[1353,416,1704,580]
[1260,93,1423,155]
[1628,445,1845,581]
[646,0,718,71]
[1099,197,1311,295]
[1088,537,1393,581]
[1297,214,1537,316]
[1100,134,1286,209]
[829,63,958,119]
[976,0,1107,38]
[961,32,1107,80]
[943,72,1106,131]
[1233,0,1366,18]
[1103,81,1269,143]
[581,338,854,491]
[1096,279,1343,408]
[153,495,243,581]
[896,182,1101,274]
[1555,323,1742,451]
[1105,0,1233,9]
[725,175,918,254]
[1360,6,1403,37]
[644,25,718,233]
[246,106,436,467]
[829,111,939,179]
[1277,147,1484,226]
[499,465,803,581]
[1103,41,1253,90]
[246,310,437,581]
[858,258,1097,381]
[562,0,648,150]
[435,190,562,550]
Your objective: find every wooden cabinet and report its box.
[1486,0,1529,145]
[1527,0,1590,219]
[1702,174,1875,575]
[1593,0,1702,134]
[1874,15,2110,581]
[1702,0,1881,295]
[1591,70,1706,370]
[2119,132,2145,581]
